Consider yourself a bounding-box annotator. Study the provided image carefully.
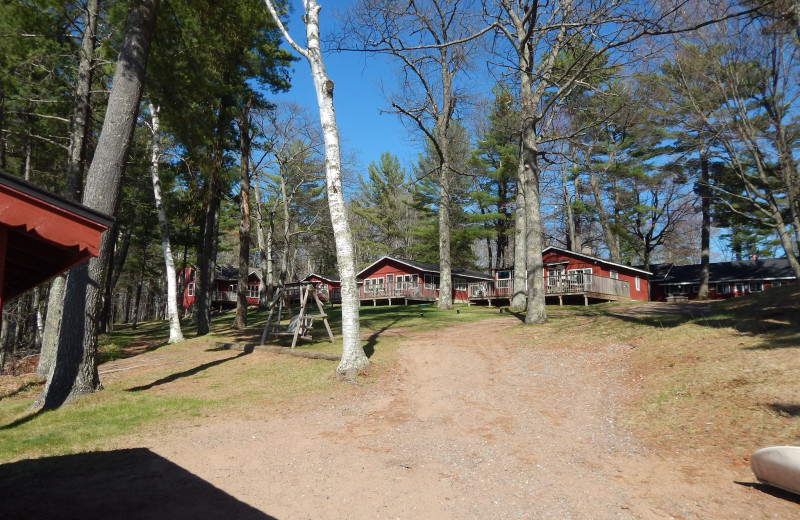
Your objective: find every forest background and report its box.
[0,0,798,397]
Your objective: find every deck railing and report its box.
[545,272,629,297]
[468,273,630,299]
[212,290,236,302]
[212,290,261,303]
[359,281,437,300]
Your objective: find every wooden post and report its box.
[260,287,284,345]
[291,284,311,348]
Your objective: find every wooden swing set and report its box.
[260,282,334,349]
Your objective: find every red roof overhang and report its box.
[0,173,113,301]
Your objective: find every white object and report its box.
[751,446,800,495]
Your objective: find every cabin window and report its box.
[547,266,565,286]
[229,284,236,292]
[424,274,435,290]
[187,282,195,297]
[720,284,731,294]
[496,270,511,280]
[567,268,592,289]
[609,270,619,279]
[749,282,763,292]
[735,283,744,294]
[692,285,699,293]
[454,278,467,291]
[248,283,259,298]
[635,276,641,291]
[386,274,394,285]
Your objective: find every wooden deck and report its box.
[360,282,437,305]
[468,273,631,306]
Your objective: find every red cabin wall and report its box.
[360,258,484,303]
[179,267,196,310]
[178,267,263,309]
[653,281,782,302]
[541,251,650,301]
[360,259,421,281]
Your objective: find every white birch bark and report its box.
[148,102,184,343]
[262,0,368,377]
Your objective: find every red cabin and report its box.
[356,256,494,305]
[540,247,651,304]
[178,265,263,311]
[648,258,796,301]
[301,273,341,303]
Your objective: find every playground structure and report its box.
[260,282,334,349]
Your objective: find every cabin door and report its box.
[546,266,565,291]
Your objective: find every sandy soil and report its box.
[126,316,799,519]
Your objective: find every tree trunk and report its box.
[234,97,253,329]
[148,102,183,342]
[33,0,159,410]
[518,47,546,324]
[38,0,100,378]
[511,184,527,310]
[131,278,143,330]
[253,175,269,308]
[195,189,219,335]
[521,132,546,325]
[35,275,65,379]
[698,150,711,299]
[65,0,99,200]
[262,0,367,377]
[562,167,577,251]
[437,150,453,310]
[588,169,620,263]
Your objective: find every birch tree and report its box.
[146,102,184,343]
[261,0,368,378]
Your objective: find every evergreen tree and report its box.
[352,152,418,261]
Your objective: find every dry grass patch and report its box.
[620,285,800,462]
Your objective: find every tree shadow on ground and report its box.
[126,352,250,392]
[494,308,525,322]
[734,481,800,505]
[362,317,404,358]
[765,402,800,418]
[0,448,277,519]
[0,409,43,430]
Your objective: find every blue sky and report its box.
[269,6,420,177]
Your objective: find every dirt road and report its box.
[145,317,798,519]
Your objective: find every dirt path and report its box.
[147,317,797,519]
